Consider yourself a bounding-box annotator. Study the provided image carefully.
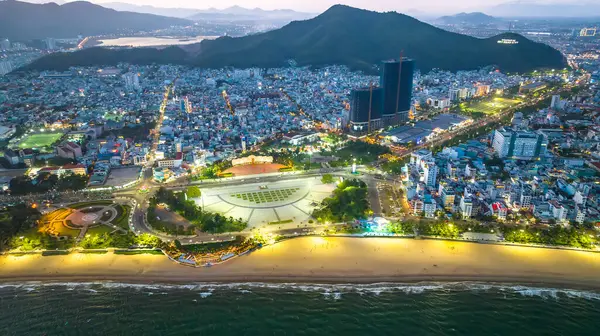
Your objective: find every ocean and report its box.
[1,282,599,335]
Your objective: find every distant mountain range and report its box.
[0,0,190,40]
[99,2,198,19]
[24,5,566,74]
[437,12,501,25]
[97,3,315,21]
[186,5,316,22]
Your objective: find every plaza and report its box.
[194,177,336,229]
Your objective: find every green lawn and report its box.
[40,220,81,237]
[463,97,521,115]
[17,132,63,149]
[113,204,131,230]
[86,225,116,236]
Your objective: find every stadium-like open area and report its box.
[193,177,335,229]
[464,97,522,115]
[16,132,64,150]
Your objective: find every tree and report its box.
[321,174,334,184]
[312,179,370,222]
[135,233,163,248]
[186,186,202,198]
[1,204,41,250]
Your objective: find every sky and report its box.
[82,0,585,14]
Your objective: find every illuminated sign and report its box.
[497,39,519,44]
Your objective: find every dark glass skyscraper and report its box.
[349,87,383,133]
[380,58,415,125]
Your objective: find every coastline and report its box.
[2,237,600,289]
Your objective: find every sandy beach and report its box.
[2,237,600,288]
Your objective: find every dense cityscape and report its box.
[1,1,600,334]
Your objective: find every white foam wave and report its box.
[1,281,599,300]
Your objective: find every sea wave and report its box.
[1,281,600,300]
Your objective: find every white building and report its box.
[157,158,183,168]
[460,197,473,219]
[45,38,56,50]
[492,127,548,159]
[122,72,141,91]
[549,200,568,223]
[0,39,10,51]
[411,149,432,167]
[423,160,438,187]
[575,206,586,224]
[0,61,13,76]
[133,155,148,166]
[423,199,436,218]
[426,97,451,109]
[449,88,460,102]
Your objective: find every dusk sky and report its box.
[84,0,584,13]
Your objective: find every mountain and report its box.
[187,6,316,22]
[0,0,191,41]
[100,2,200,19]
[489,1,600,18]
[188,5,565,72]
[23,5,566,74]
[437,12,501,25]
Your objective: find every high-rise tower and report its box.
[380,58,415,127]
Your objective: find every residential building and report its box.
[0,61,13,76]
[423,196,436,218]
[57,142,83,160]
[492,127,548,159]
[123,72,141,91]
[460,196,473,219]
[492,202,508,221]
[549,200,568,223]
[439,184,455,210]
[423,160,438,187]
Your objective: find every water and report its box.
[97,36,215,47]
[1,282,600,335]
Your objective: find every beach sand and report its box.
[2,237,600,288]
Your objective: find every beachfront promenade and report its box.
[2,237,600,288]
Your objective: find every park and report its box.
[9,201,134,251]
[16,131,64,150]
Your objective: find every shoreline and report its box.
[2,275,600,291]
[2,237,600,290]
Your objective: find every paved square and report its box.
[194,177,335,229]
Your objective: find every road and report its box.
[391,84,577,158]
